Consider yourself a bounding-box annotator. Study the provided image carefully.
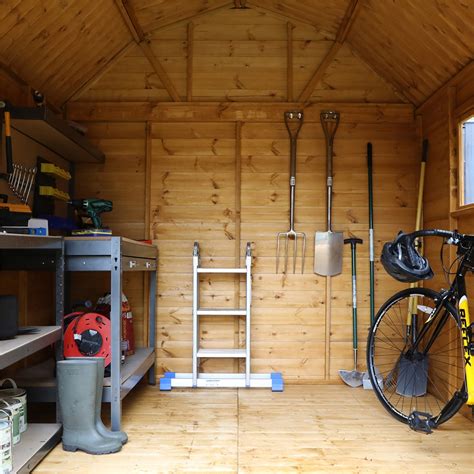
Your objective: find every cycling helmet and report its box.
[381,232,433,283]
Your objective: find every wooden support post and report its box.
[143,121,152,346]
[298,0,362,103]
[234,121,242,372]
[287,22,293,102]
[187,23,194,102]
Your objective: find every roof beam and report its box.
[114,0,181,101]
[298,0,362,103]
[65,41,135,105]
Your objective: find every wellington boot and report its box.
[67,357,128,444]
[57,360,122,454]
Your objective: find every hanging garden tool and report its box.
[339,237,364,387]
[367,142,375,325]
[396,138,429,397]
[314,111,343,276]
[276,111,306,274]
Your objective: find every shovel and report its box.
[339,237,364,387]
[314,111,343,276]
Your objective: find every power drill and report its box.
[69,199,113,233]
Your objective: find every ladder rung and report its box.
[197,309,246,316]
[197,349,247,358]
[197,268,246,274]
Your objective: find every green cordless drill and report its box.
[69,198,113,236]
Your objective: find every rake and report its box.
[276,111,306,274]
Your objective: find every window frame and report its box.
[454,110,474,217]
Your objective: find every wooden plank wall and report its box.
[418,61,474,419]
[67,104,417,382]
[77,8,402,104]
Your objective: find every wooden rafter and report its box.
[298,0,362,103]
[65,41,135,104]
[114,0,181,101]
[348,45,414,104]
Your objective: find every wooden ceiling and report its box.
[1,0,473,107]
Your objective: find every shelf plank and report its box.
[103,347,155,387]
[0,327,61,370]
[12,423,62,474]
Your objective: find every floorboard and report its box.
[35,384,473,473]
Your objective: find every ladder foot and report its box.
[271,372,284,392]
[160,372,176,391]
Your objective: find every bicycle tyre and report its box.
[367,287,465,426]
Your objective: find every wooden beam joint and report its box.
[115,0,181,101]
[298,0,362,103]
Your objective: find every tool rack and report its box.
[0,234,64,473]
[64,236,157,431]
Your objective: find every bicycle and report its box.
[366,229,474,433]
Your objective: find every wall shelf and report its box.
[0,326,61,370]
[12,423,62,474]
[64,236,157,431]
[0,234,64,473]
[10,106,105,163]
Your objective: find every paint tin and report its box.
[0,379,27,432]
[0,401,20,445]
[0,420,12,473]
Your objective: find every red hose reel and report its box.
[63,312,111,367]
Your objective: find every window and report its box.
[460,116,474,206]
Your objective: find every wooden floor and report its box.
[36,384,473,473]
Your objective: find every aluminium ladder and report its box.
[160,242,283,391]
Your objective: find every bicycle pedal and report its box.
[407,411,436,434]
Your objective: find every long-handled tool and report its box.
[276,111,306,274]
[396,139,429,397]
[314,111,343,276]
[367,143,375,325]
[339,237,364,387]
[363,142,383,390]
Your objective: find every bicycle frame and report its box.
[409,250,474,410]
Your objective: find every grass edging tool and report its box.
[314,111,343,276]
[276,111,306,274]
[339,237,364,387]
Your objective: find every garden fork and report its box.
[276,111,306,274]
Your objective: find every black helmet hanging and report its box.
[381,232,433,283]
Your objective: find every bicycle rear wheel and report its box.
[367,287,465,425]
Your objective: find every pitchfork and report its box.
[276,111,306,274]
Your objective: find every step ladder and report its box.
[160,242,283,391]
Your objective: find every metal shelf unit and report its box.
[0,234,64,474]
[64,236,157,431]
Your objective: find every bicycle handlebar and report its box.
[394,229,463,246]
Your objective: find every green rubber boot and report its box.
[67,357,128,444]
[57,360,122,454]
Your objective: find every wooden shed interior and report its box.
[0,0,474,472]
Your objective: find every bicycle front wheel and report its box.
[367,287,465,425]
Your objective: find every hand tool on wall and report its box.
[367,142,375,325]
[314,111,343,276]
[339,237,364,387]
[396,139,429,397]
[276,111,306,274]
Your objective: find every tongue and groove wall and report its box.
[419,61,474,419]
[1,6,420,382]
[65,7,418,382]
[67,103,417,382]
